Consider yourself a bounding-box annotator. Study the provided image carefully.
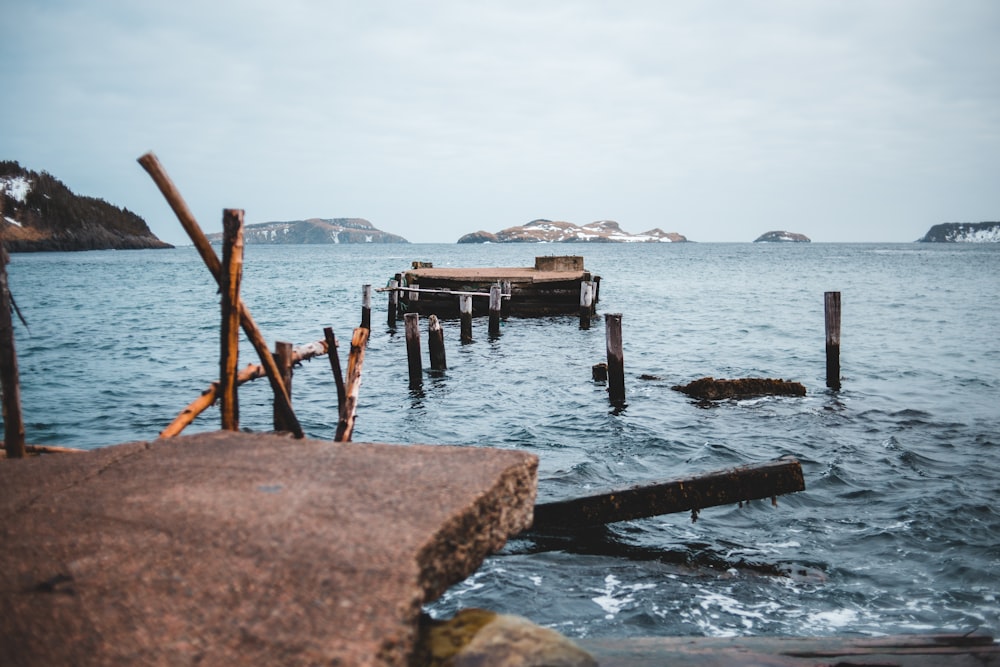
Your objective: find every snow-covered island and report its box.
[458,219,689,243]
[753,231,811,243]
[206,218,408,244]
[917,222,1000,243]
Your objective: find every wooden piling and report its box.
[488,284,502,337]
[387,279,399,329]
[404,313,422,387]
[428,315,447,370]
[361,284,372,330]
[579,281,593,329]
[825,291,841,390]
[272,341,294,433]
[459,295,473,344]
[532,457,805,530]
[0,243,26,458]
[137,152,303,438]
[335,327,370,442]
[605,313,626,406]
[219,209,243,432]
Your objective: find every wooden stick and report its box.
[825,291,841,390]
[159,340,328,438]
[531,457,805,530]
[0,243,26,458]
[272,341,294,433]
[219,209,243,432]
[361,284,372,330]
[137,152,303,438]
[605,313,626,407]
[324,327,346,417]
[387,279,399,329]
[335,327,370,442]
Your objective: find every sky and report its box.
[2,1,998,244]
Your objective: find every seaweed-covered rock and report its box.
[672,377,806,400]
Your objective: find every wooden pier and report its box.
[394,255,600,318]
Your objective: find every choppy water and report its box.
[5,242,1000,639]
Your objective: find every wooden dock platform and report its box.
[397,255,599,317]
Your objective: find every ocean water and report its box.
[5,241,1000,639]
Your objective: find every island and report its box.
[753,231,811,243]
[0,160,172,252]
[206,218,408,245]
[458,219,688,243]
[917,222,1000,243]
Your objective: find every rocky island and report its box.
[917,222,1000,242]
[458,219,688,243]
[0,161,172,252]
[753,231,811,243]
[206,218,408,245]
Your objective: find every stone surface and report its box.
[0,431,538,666]
[413,608,597,667]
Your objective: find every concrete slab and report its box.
[0,431,538,666]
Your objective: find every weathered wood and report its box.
[592,362,608,382]
[531,457,804,530]
[361,284,372,330]
[488,284,502,337]
[605,313,626,406]
[160,340,328,438]
[579,631,1000,667]
[459,295,473,343]
[428,314,447,371]
[335,327,370,442]
[0,243,26,458]
[405,313,422,387]
[579,281,593,329]
[272,341,294,433]
[324,327,346,416]
[219,209,243,432]
[825,291,841,390]
[387,279,399,329]
[137,152,302,438]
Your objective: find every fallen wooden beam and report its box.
[531,457,804,530]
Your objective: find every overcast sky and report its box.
[2,1,998,244]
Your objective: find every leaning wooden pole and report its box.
[0,243,26,458]
[272,341,294,433]
[137,152,303,438]
[324,326,347,415]
[159,340,327,438]
[335,327,370,442]
[531,457,805,530]
[219,209,243,432]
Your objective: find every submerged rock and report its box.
[412,608,596,667]
[672,376,806,400]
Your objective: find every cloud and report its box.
[2,0,998,244]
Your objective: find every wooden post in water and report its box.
[605,313,626,406]
[459,295,473,344]
[428,314,447,370]
[335,327,370,442]
[137,152,303,438]
[488,284,502,337]
[0,243,26,458]
[219,209,243,432]
[361,284,372,330]
[273,341,294,432]
[387,279,399,329]
[825,291,841,390]
[324,326,346,414]
[501,280,512,318]
[404,313,422,387]
[579,281,593,329]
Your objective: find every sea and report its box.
[5,241,999,639]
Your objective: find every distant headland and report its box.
[458,219,689,243]
[206,218,409,245]
[753,231,811,243]
[0,160,172,252]
[917,222,1000,243]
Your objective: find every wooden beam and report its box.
[532,457,805,530]
[0,243,26,458]
[335,327,369,442]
